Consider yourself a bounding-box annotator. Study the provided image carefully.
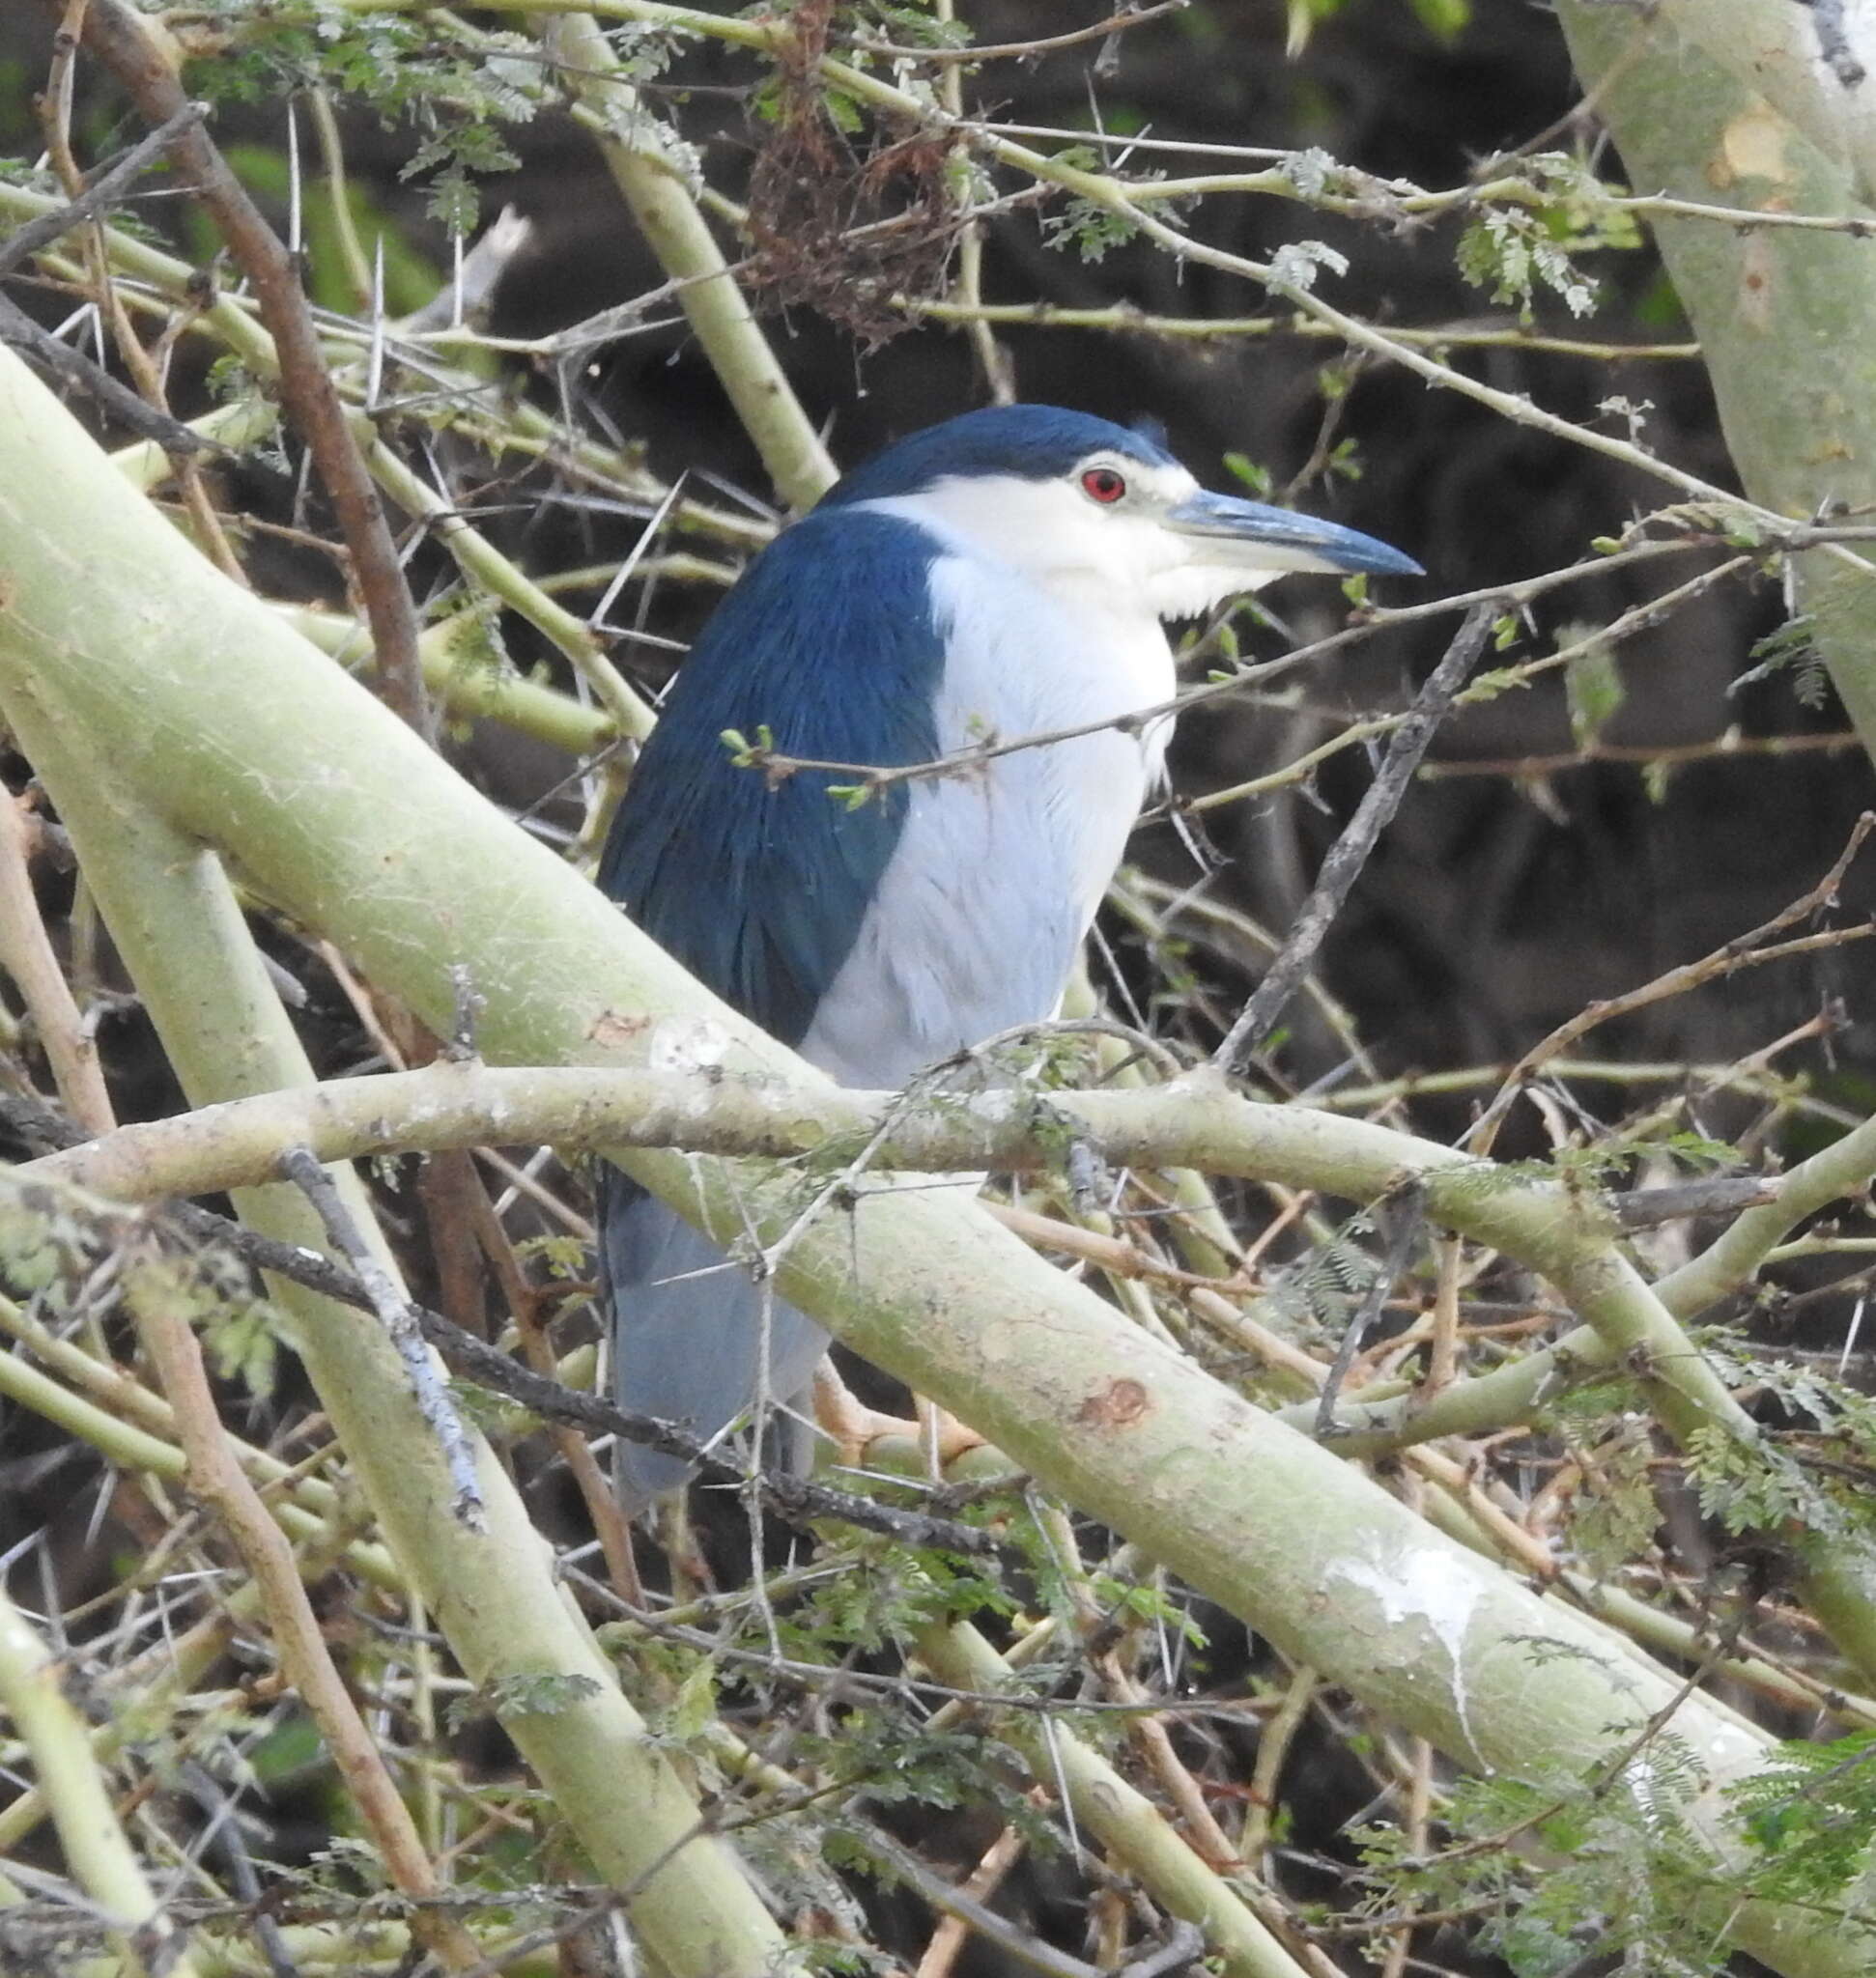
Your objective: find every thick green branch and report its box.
[3,347,1872,1978]
[1560,1,1876,760]
[542,12,838,509]
[0,1587,203,1978]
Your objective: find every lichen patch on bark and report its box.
[1074,1377,1151,1428]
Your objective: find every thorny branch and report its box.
[0,99,203,279]
[11,10,1876,1976]
[1470,811,1876,1152]
[1213,604,1495,1076]
[0,290,224,455]
[58,0,429,728]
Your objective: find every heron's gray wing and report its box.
[599,1168,825,1512]
[595,512,945,1511]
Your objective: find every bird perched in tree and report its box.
[598,404,1420,1512]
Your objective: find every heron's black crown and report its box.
[818,406,1178,509]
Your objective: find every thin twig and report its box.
[1471,812,1876,1153]
[845,3,1188,66]
[277,1143,487,1528]
[1214,604,1496,1076]
[1416,727,1864,783]
[0,100,203,278]
[0,291,221,456]
[124,1249,482,1972]
[65,0,428,728]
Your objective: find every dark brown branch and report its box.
[278,1143,487,1529]
[1611,1176,1781,1230]
[0,1086,1013,1562]
[1213,602,1496,1077]
[844,2,1188,65]
[0,99,204,278]
[60,0,428,729]
[0,291,221,456]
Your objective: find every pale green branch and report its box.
[1559,2,1876,759]
[542,12,838,509]
[277,601,612,757]
[4,333,1873,1977]
[0,1585,204,1977]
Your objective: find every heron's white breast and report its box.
[923,549,1174,925]
[798,539,1174,1088]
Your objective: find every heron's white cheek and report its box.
[1144,558,1284,621]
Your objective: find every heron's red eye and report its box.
[1080,466,1127,504]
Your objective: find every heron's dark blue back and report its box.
[598,508,945,1042]
[597,508,949,1508]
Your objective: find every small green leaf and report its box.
[669,1657,718,1743]
[1562,633,1625,748]
[1222,450,1273,497]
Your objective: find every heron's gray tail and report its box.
[598,1167,829,1516]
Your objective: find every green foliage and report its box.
[665,1654,721,1746]
[1409,0,1472,40]
[1564,1427,1661,1577]
[1464,664,1532,701]
[1728,1731,1876,1913]
[446,1373,543,1438]
[1361,1739,1726,1977]
[1088,1570,1209,1649]
[431,601,515,716]
[1562,632,1626,749]
[1037,146,1190,262]
[181,4,541,235]
[808,1716,1027,1815]
[199,1295,280,1396]
[1458,205,1595,320]
[0,1188,76,1300]
[799,1550,1019,1653]
[792,1940,898,1978]
[1456,156,1644,323]
[1269,238,1350,294]
[1281,0,1471,53]
[1732,614,1831,711]
[722,722,778,768]
[1265,1209,1381,1335]
[515,1231,590,1281]
[1222,449,1274,497]
[243,1709,329,1788]
[1042,190,1142,263]
[1681,1424,1831,1538]
[1671,1349,1876,1540]
[450,1669,603,1730]
[855,4,974,52]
